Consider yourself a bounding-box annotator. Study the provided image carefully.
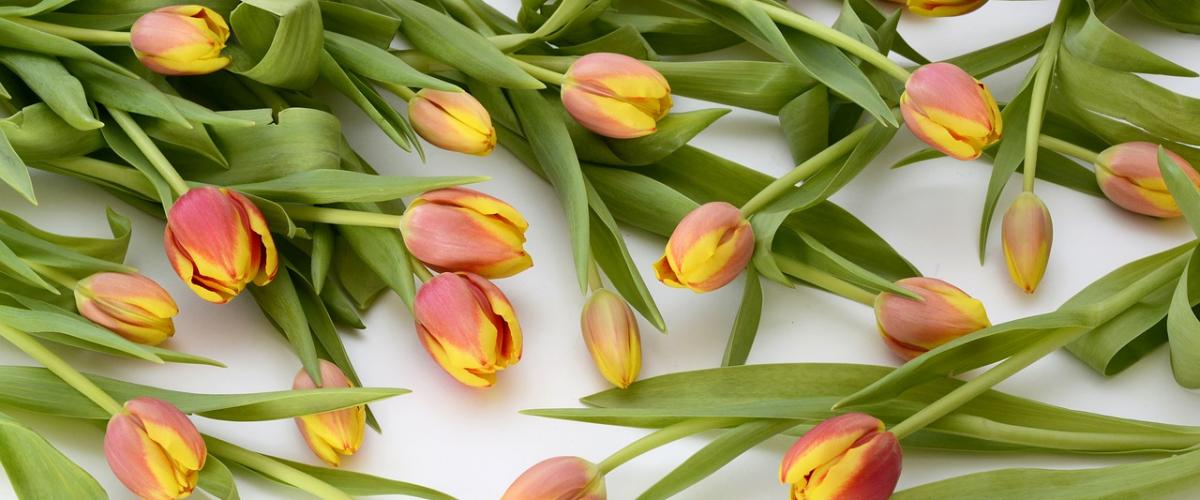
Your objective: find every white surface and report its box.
[2,1,1200,499]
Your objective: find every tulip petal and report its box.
[227,190,277,286]
[780,413,884,485]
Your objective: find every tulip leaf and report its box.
[947,26,1048,79]
[186,108,343,185]
[143,117,230,171]
[1160,148,1200,240]
[264,455,456,499]
[779,86,830,164]
[1131,0,1200,34]
[248,267,322,384]
[0,132,35,206]
[1065,9,1197,77]
[336,201,416,309]
[311,224,333,292]
[639,419,799,500]
[324,31,458,92]
[0,224,132,277]
[593,11,742,56]
[605,108,730,166]
[319,1,400,48]
[0,207,130,264]
[1166,256,1200,389]
[231,169,486,204]
[722,266,762,366]
[586,180,668,332]
[0,103,104,162]
[0,240,56,294]
[99,108,177,210]
[227,0,323,89]
[0,50,101,131]
[555,25,655,60]
[978,81,1034,261]
[0,0,75,17]
[0,17,135,78]
[64,61,190,127]
[318,51,415,153]
[0,411,106,500]
[198,456,241,500]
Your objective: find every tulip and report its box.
[581,289,641,389]
[780,413,901,500]
[1002,192,1053,293]
[561,52,672,139]
[401,187,532,279]
[887,0,987,16]
[653,202,754,293]
[875,277,990,360]
[164,187,278,304]
[408,89,497,155]
[293,360,365,467]
[75,272,179,346]
[130,6,231,76]
[501,456,605,500]
[1095,142,1200,218]
[900,62,1002,160]
[104,397,206,500]
[414,272,522,387]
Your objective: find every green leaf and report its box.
[185,108,342,185]
[639,419,798,500]
[0,50,101,131]
[265,455,455,499]
[0,130,35,205]
[586,181,667,332]
[979,82,1034,260]
[778,86,829,164]
[0,17,135,77]
[0,303,164,363]
[65,60,189,126]
[595,11,741,56]
[248,267,322,384]
[555,25,655,60]
[324,30,459,92]
[319,50,414,152]
[1065,9,1197,77]
[1160,147,1200,239]
[320,1,400,48]
[605,108,730,166]
[99,108,176,209]
[232,169,485,204]
[0,239,56,293]
[0,224,132,277]
[0,103,104,162]
[337,202,416,309]
[311,223,333,292]
[1167,255,1200,388]
[0,411,105,500]
[198,456,241,500]
[227,0,323,89]
[0,207,130,264]
[946,26,1047,79]
[722,266,762,366]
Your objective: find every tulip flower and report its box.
[900,62,1002,160]
[561,52,672,139]
[780,413,901,500]
[1095,142,1200,218]
[164,187,278,304]
[130,5,231,76]
[1002,192,1053,293]
[887,0,987,16]
[875,277,990,360]
[75,272,179,346]
[293,360,365,467]
[408,89,497,156]
[501,456,606,500]
[414,272,522,387]
[581,289,641,389]
[653,202,754,293]
[401,187,532,279]
[104,397,206,500]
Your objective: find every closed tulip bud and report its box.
[502,456,605,500]
[875,277,990,360]
[561,52,672,139]
[887,0,987,16]
[581,289,641,389]
[164,187,278,304]
[653,202,753,293]
[1095,142,1200,218]
[901,63,1002,160]
[75,272,179,346]
[401,187,532,278]
[130,6,231,76]
[1002,193,1053,293]
[293,360,365,467]
[104,397,206,500]
[780,413,901,500]
[414,272,522,387]
[409,89,497,155]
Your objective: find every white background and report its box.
[2,1,1200,499]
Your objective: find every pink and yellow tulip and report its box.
[561,52,672,139]
[875,277,990,360]
[401,187,532,279]
[780,413,901,500]
[888,0,987,16]
[75,272,179,346]
[501,456,606,500]
[104,397,206,500]
[900,63,1002,160]
[1002,193,1053,294]
[130,6,231,76]
[293,360,366,467]
[1095,142,1200,218]
[414,272,522,387]
[581,289,641,389]
[409,89,497,156]
[163,187,278,304]
[653,202,754,293]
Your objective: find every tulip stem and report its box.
[773,253,876,306]
[1037,134,1100,164]
[0,322,124,416]
[409,255,434,282]
[1022,0,1074,193]
[204,436,353,500]
[5,17,131,45]
[284,205,403,229]
[107,108,191,197]
[740,123,876,217]
[378,81,417,101]
[587,259,604,292]
[596,418,743,474]
[510,57,566,86]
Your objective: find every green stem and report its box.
[740,123,876,216]
[597,418,741,474]
[26,262,79,289]
[1022,0,1074,193]
[0,323,124,416]
[285,205,403,229]
[1038,134,1100,164]
[586,258,604,293]
[773,253,876,306]
[510,57,566,86]
[378,81,417,101]
[205,436,352,500]
[410,255,434,283]
[7,17,131,45]
[108,108,191,196]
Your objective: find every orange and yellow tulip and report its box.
[1002,193,1053,293]
[780,413,901,500]
[130,5,231,76]
[414,272,522,387]
[401,187,532,279]
[409,89,497,155]
[875,277,990,360]
[653,202,754,293]
[502,456,605,500]
[561,52,672,139]
[104,397,206,500]
[901,63,1002,160]
[887,0,987,16]
[1096,142,1200,218]
[75,272,179,346]
[581,289,641,389]
[293,360,365,467]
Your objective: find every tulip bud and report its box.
[653,202,753,293]
[561,52,672,139]
[501,456,606,500]
[900,63,1002,160]
[104,397,206,500]
[780,413,901,500]
[875,277,990,360]
[887,0,987,16]
[401,187,532,279]
[581,289,641,389]
[1002,192,1053,294]
[1095,142,1200,218]
[130,6,231,76]
[293,360,365,467]
[75,272,179,346]
[164,187,278,304]
[414,272,522,387]
[409,89,497,156]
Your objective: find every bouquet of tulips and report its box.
[0,0,1197,498]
